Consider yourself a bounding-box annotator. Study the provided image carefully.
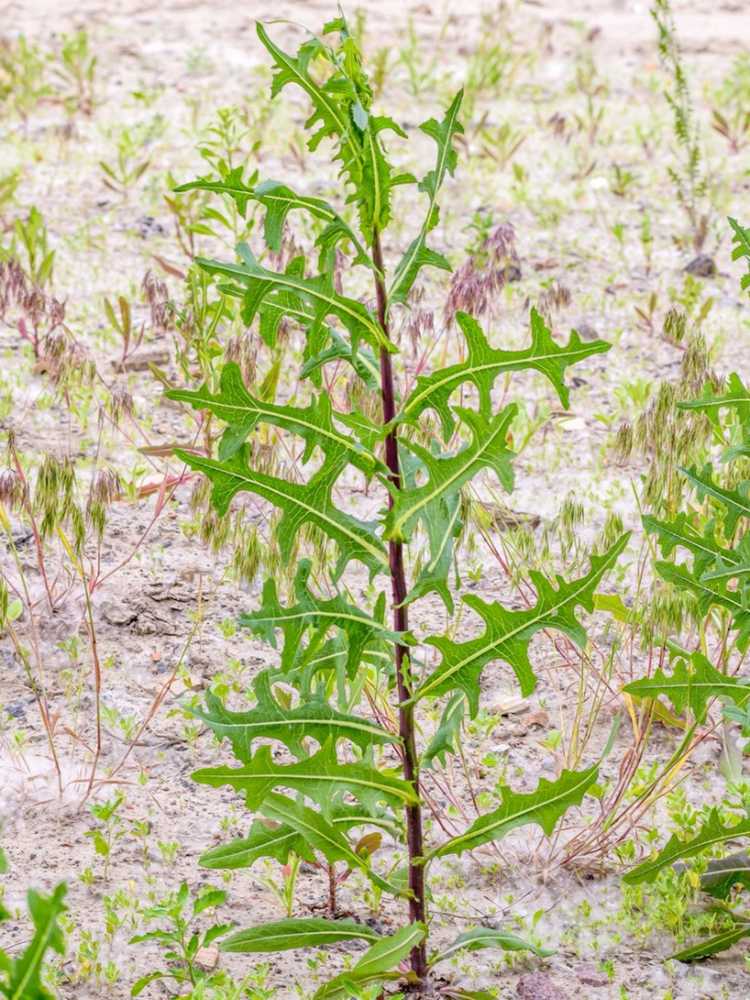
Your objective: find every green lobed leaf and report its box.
[176,171,371,269]
[643,513,734,573]
[624,808,750,885]
[679,463,750,535]
[175,446,387,579]
[384,404,516,542]
[654,561,750,649]
[167,362,383,474]
[200,804,398,872]
[405,488,462,612]
[239,560,399,677]
[259,793,401,896]
[313,923,427,1000]
[397,309,611,440]
[301,329,380,390]
[220,917,381,954]
[623,652,750,724]
[256,24,363,199]
[416,534,629,713]
[431,765,598,860]
[192,742,417,813]
[678,372,750,429]
[197,244,392,354]
[421,692,465,769]
[256,21,406,244]
[216,254,322,351]
[189,672,396,761]
[388,89,464,306]
[174,165,258,216]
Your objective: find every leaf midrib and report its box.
[389,415,509,537]
[389,98,461,302]
[193,456,386,567]
[435,768,594,858]
[401,343,606,421]
[418,547,619,701]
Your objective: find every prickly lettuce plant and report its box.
[622,218,750,960]
[170,17,625,994]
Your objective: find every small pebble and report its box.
[684,254,716,277]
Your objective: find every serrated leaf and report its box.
[301,329,380,390]
[175,446,387,579]
[678,372,750,429]
[313,923,426,1000]
[217,254,319,350]
[654,561,750,648]
[259,793,401,896]
[0,883,67,1000]
[192,742,417,813]
[200,803,398,872]
[192,671,396,760]
[398,309,611,440]
[185,174,372,266]
[421,692,465,769]
[643,513,734,572]
[176,173,369,265]
[167,362,382,473]
[416,535,629,713]
[680,464,750,535]
[385,404,516,542]
[197,245,391,354]
[239,561,398,678]
[623,652,750,724]
[256,21,405,244]
[431,925,553,965]
[406,488,462,611]
[431,765,598,859]
[220,917,381,954]
[256,23,363,194]
[359,114,409,240]
[389,90,464,306]
[174,165,257,216]
[624,808,750,885]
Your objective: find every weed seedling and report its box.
[129,882,233,997]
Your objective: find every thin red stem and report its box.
[372,230,428,982]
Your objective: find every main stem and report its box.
[372,230,428,982]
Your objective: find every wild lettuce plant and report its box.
[622,218,750,959]
[169,17,626,995]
